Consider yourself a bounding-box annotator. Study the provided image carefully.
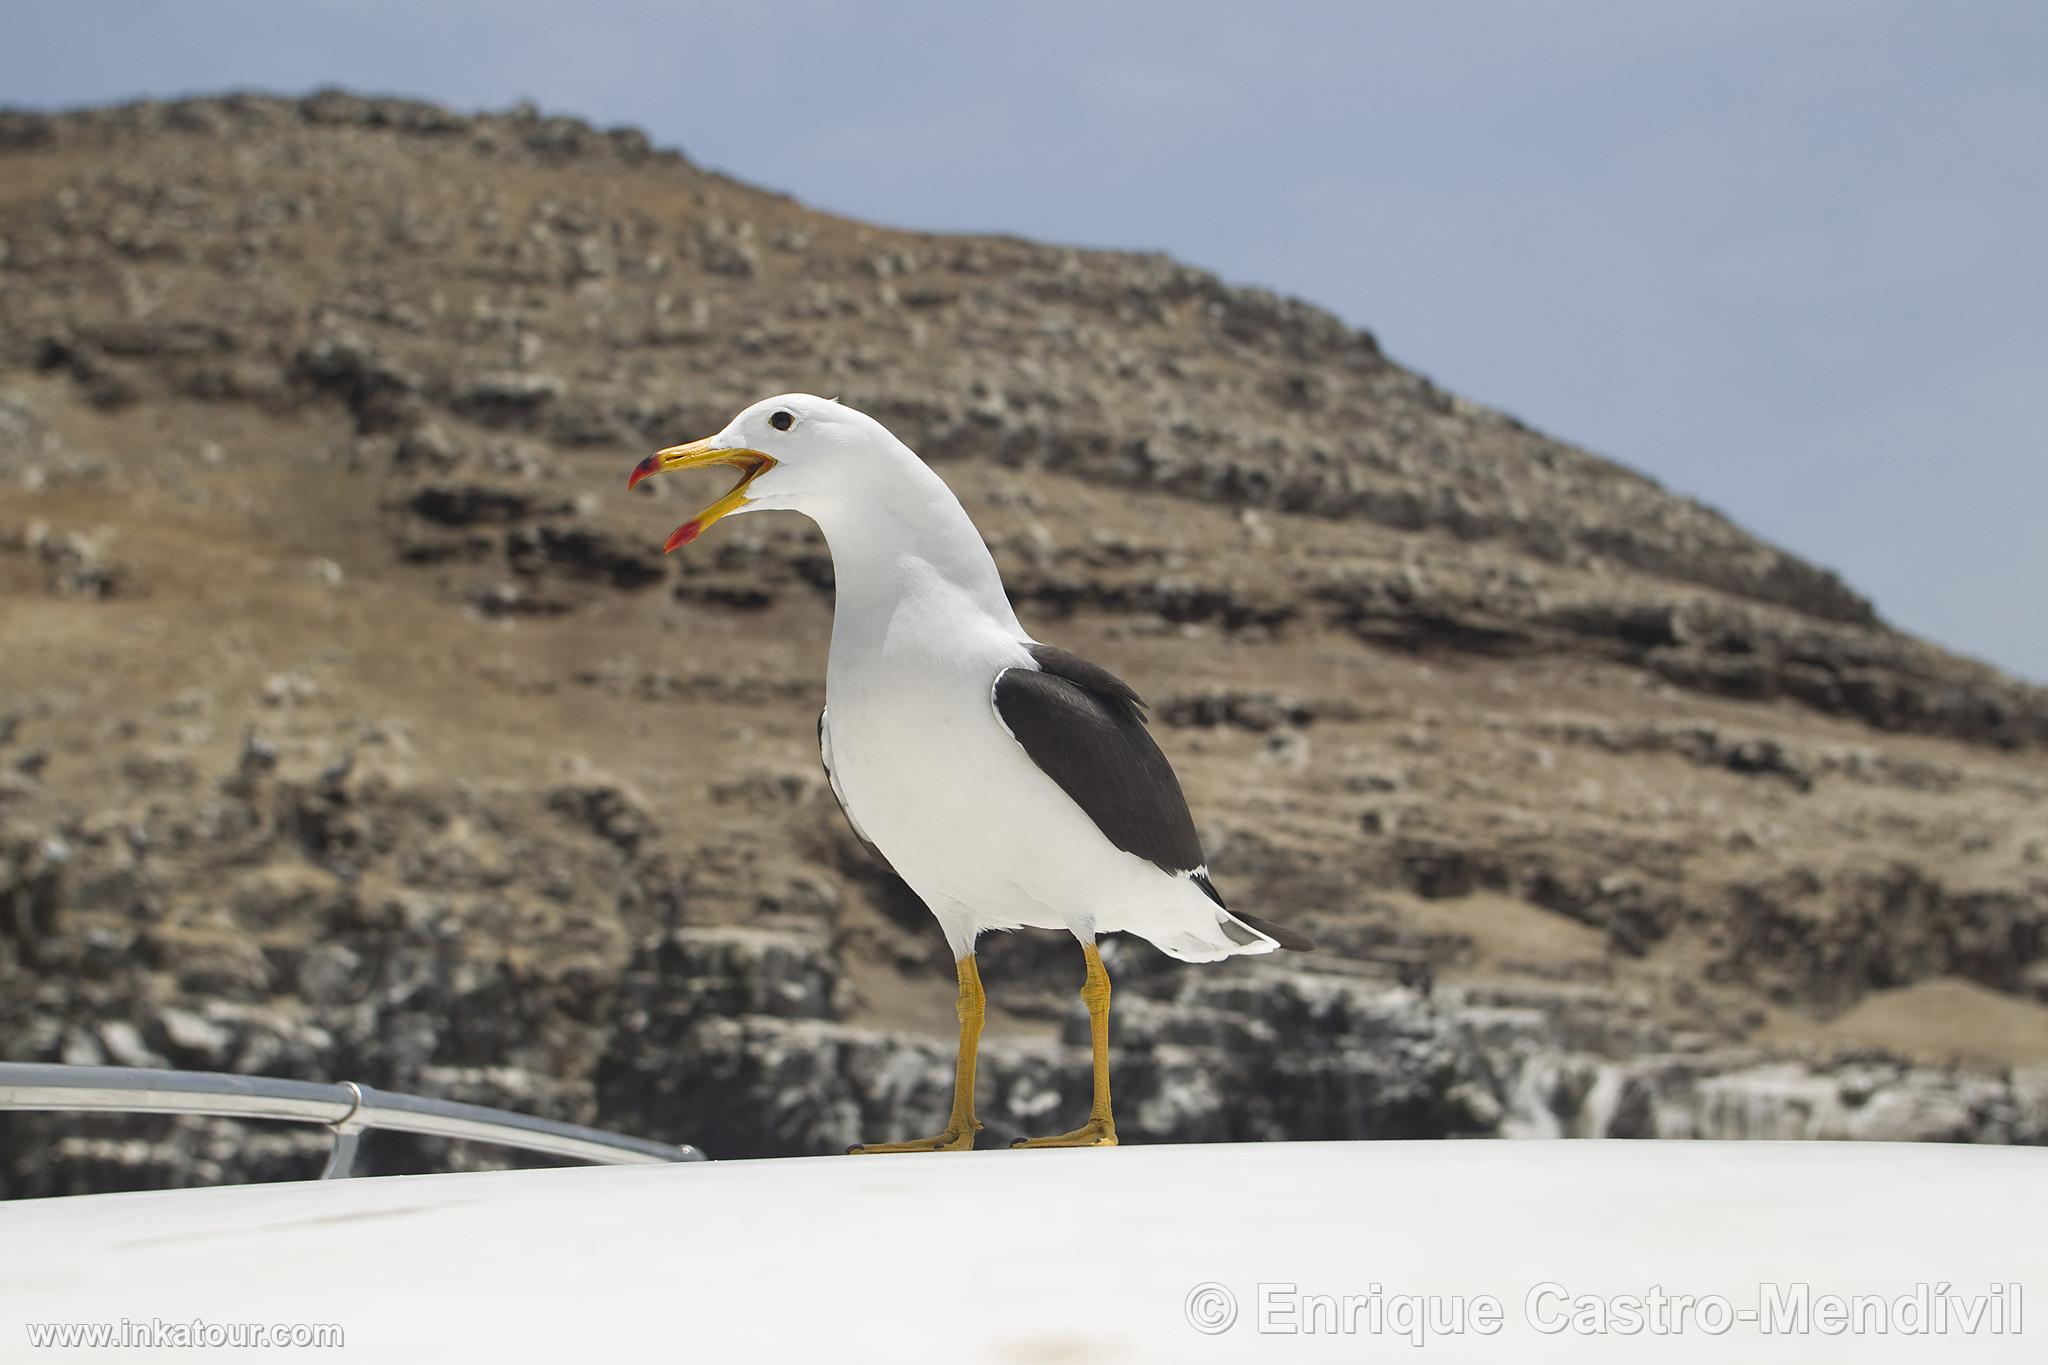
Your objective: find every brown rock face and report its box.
[1,94,2043,1193]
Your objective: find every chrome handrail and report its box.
[0,1063,704,1178]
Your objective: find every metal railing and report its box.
[0,1063,704,1179]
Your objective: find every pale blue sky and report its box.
[6,2,2042,679]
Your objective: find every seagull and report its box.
[629,395,1312,1151]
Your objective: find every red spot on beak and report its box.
[627,455,660,491]
[663,521,702,553]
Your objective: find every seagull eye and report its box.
[769,410,794,432]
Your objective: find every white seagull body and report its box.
[816,481,1265,965]
[630,393,1310,1149]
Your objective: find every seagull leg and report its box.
[1012,941,1119,1148]
[849,953,985,1153]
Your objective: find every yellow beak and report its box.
[626,437,777,552]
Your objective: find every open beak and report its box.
[626,437,777,552]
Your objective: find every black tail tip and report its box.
[1233,912,1315,952]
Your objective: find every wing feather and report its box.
[992,646,1204,875]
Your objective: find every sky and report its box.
[5,2,2043,680]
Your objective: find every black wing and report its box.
[993,644,1205,875]
[996,645,1316,952]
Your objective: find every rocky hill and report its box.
[2,92,2044,1196]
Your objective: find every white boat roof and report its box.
[4,1140,2044,1361]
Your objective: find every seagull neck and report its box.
[805,462,1020,634]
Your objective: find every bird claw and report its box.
[1011,1119,1118,1149]
[847,1127,979,1154]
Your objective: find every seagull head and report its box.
[628,393,890,552]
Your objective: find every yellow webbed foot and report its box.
[848,1122,981,1154]
[1009,943,1120,1149]
[1011,1117,1117,1149]
[850,955,987,1154]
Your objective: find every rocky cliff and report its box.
[2,93,2044,1196]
